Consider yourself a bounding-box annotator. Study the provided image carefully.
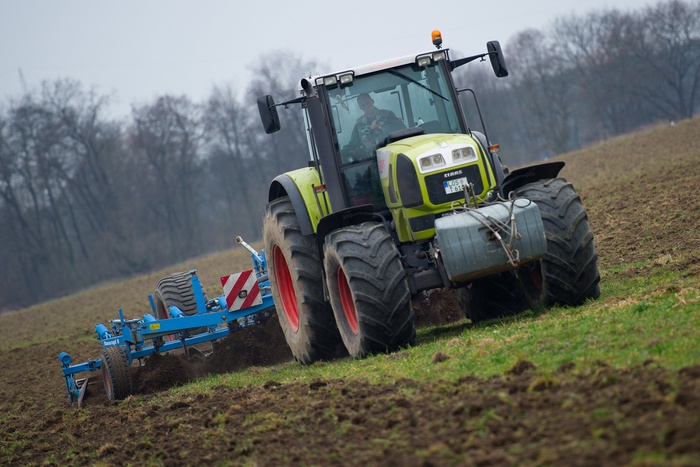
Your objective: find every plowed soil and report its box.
[2,119,699,465]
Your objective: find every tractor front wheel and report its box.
[263,196,345,364]
[101,345,132,401]
[515,178,601,307]
[324,222,415,358]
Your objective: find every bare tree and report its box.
[247,51,320,173]
[0,80,143,309]
[40,80,131,265]
[504,29,581,158]
[202,84,263,242]
[129,95,205,260]
[1,95,78,294]
[552,9,646,140]
[627,0,700,120]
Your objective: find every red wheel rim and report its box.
[273,245,299,332]
[337,267,359,334]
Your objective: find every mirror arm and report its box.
[272,96,306,110]
[451,52,489,70]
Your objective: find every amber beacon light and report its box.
[432,30,443,49]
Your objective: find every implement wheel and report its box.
[153,271,205,319]
[101,345,132,401]
[324,222,415,358]
[263,196,345,364]
[515,178,601,307]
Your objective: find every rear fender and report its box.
[499,161,565,198]
[316,205,377,245]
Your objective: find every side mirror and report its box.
[487,41,509,78]
[257,95,281,134]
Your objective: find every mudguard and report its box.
[499,161,565,198]
[268,168,329,236]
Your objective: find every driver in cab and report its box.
[345,93,404,161]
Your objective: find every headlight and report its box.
[452,146,477,164]
[419,153,446,171]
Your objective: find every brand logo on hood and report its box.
[443,170,463,178]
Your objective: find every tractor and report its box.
[257,31,600,363]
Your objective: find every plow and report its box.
[58,237,275,407]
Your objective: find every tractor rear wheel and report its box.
[323,222,416,358]
[153,271,205,319]
[263,196,345,364]
[101,345,132,401]
[515,178,600,307]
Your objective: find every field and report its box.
[1,118,699,465]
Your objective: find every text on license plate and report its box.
[443,177,468,194]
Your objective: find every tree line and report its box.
[462,0,700,161]
[1,0,698,311]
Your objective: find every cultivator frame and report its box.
[59,237,275,407]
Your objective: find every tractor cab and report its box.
[323,53,464,210]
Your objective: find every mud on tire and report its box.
[324,222,416,358]
[515,178,601,307]
[263,196,345,364]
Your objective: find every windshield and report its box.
[326,61,461,164]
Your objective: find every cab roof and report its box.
[302,49,452,92]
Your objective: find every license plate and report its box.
[443,177,467,194]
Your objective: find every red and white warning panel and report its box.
[220,270,262,311]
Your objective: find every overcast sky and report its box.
[1,0,654,118]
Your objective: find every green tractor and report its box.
[257,33,600,363]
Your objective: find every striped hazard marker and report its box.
[220,270,262,311]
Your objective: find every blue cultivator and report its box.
[59,237,275,407]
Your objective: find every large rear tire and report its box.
[263,196,345,364]
[101,345,132,401]
[515,178,600,307]
[323,222,416,358]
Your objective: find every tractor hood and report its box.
[376,133,485,182]
[374,131,498,242]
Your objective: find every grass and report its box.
[142,259,698,399]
